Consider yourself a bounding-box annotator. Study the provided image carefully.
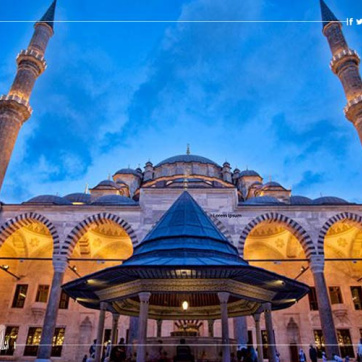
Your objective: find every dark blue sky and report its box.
[0,0,361,203]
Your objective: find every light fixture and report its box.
[182,301,189,311]
[0,265,21,280]
[68,265,81,277]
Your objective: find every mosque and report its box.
[0,1,361,362]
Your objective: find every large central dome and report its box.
[155,154,221,168]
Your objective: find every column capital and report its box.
[112,312,120,320]
[138,292,151,303]
[52,255,68,273]
[262,302,272,311]
[253,313,261,322]
[217,292,230,304]
[309,255,325,273]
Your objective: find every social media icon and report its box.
[357,19,362,25]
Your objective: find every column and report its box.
[128,317,139,359]
[94,302,107,362]
[263,303,277,362]
[36,257,67,362]
[253,313,263,362]
[218,292,230,362]
[208,319,215,337]
[156,319,162,338]
[137,292,151,362]
[233,316,248,346]
[309,256,340,358]
[111,313,120,346]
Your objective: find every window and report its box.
[350,286,362,310]
[314,330,325,358]
[24,327,65,357]
[35,285,49,303]
[308,287,319,310]
[52,328,65,357]
[261,330,269,359]
[329,287,343,304]
[24,327,42,356]
[0,326,19,356]
[59,291,69,309]
[247,330,253,345]
[337,329,355,358]
[12,284,28,308]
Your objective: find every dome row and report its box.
[241,196,350,206]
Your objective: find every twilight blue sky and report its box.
[0,0,361,203]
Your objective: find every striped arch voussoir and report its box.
[208,214,233,242]
[0,212,59,251]
[61,213,139,257]
[317,212,362,255]
[238,212,316,258]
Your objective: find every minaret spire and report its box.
[320,0,362,145]
[0,1,56,192]
[319,0,338,29]
[39,0,57,29]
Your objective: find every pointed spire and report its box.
[319,0,339,29]
[186,143,190,155]
[39,0,57,29]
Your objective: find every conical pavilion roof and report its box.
[39,0,57,29]
[124,191,247,266]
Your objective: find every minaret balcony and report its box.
[16,49,47,74]
[344,95,362,121]
[330,49,360,73]
[0,94,33,120]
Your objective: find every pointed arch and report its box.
[61,213,139,257]
[0,212,59,253]
[238,212,316,258]
[317,212,362,255]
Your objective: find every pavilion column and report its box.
[156,319,162,338]
[218,292,230,362]
[111,313,120,346]
[208,319,215,337]
[36,257,68,362]
[95,302,107,362]
[309,256,339,359]
[253,313,263,362]
[137,292,151,362]
[263,303,277,362]
[128,317,139,358]
[233,316,248,346]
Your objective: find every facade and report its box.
[0,1,361,362]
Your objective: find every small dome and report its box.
[114,168,142,177]
[24,195,72,205]
[290,196,313,205]
[239,170,261,177]
[155,154,220,168]
[95,180,120,189]
[262,181,286,190]
[250,181,263,188]
[64,193,92,204]
[242,196,284,205]
[312,196,349,205]
[91,195,137,206]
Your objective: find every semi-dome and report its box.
[91,195,137,206]
[64,193,92,204]
[155,154,221,168]
[96,180,120,189]
[239,170,261,177]
[242,196,285,205]
[290,196,313,205]
[312,196,349,205]
[113,168,142,177]
[262,181,283,188]
[24,195,72,205]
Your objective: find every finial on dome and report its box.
[84,183,89,194]
[186,144,190,155]
[108,174,111,180]
[269,175,272,182]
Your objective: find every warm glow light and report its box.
[182,301,189,311]
[1,265,9,271]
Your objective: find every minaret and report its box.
[320,0,362,144]
[0,1,57,192]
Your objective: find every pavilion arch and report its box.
[317,212,362,255]
[238,212,316,258]
[0,212,59,252]
[61,213,139,257]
